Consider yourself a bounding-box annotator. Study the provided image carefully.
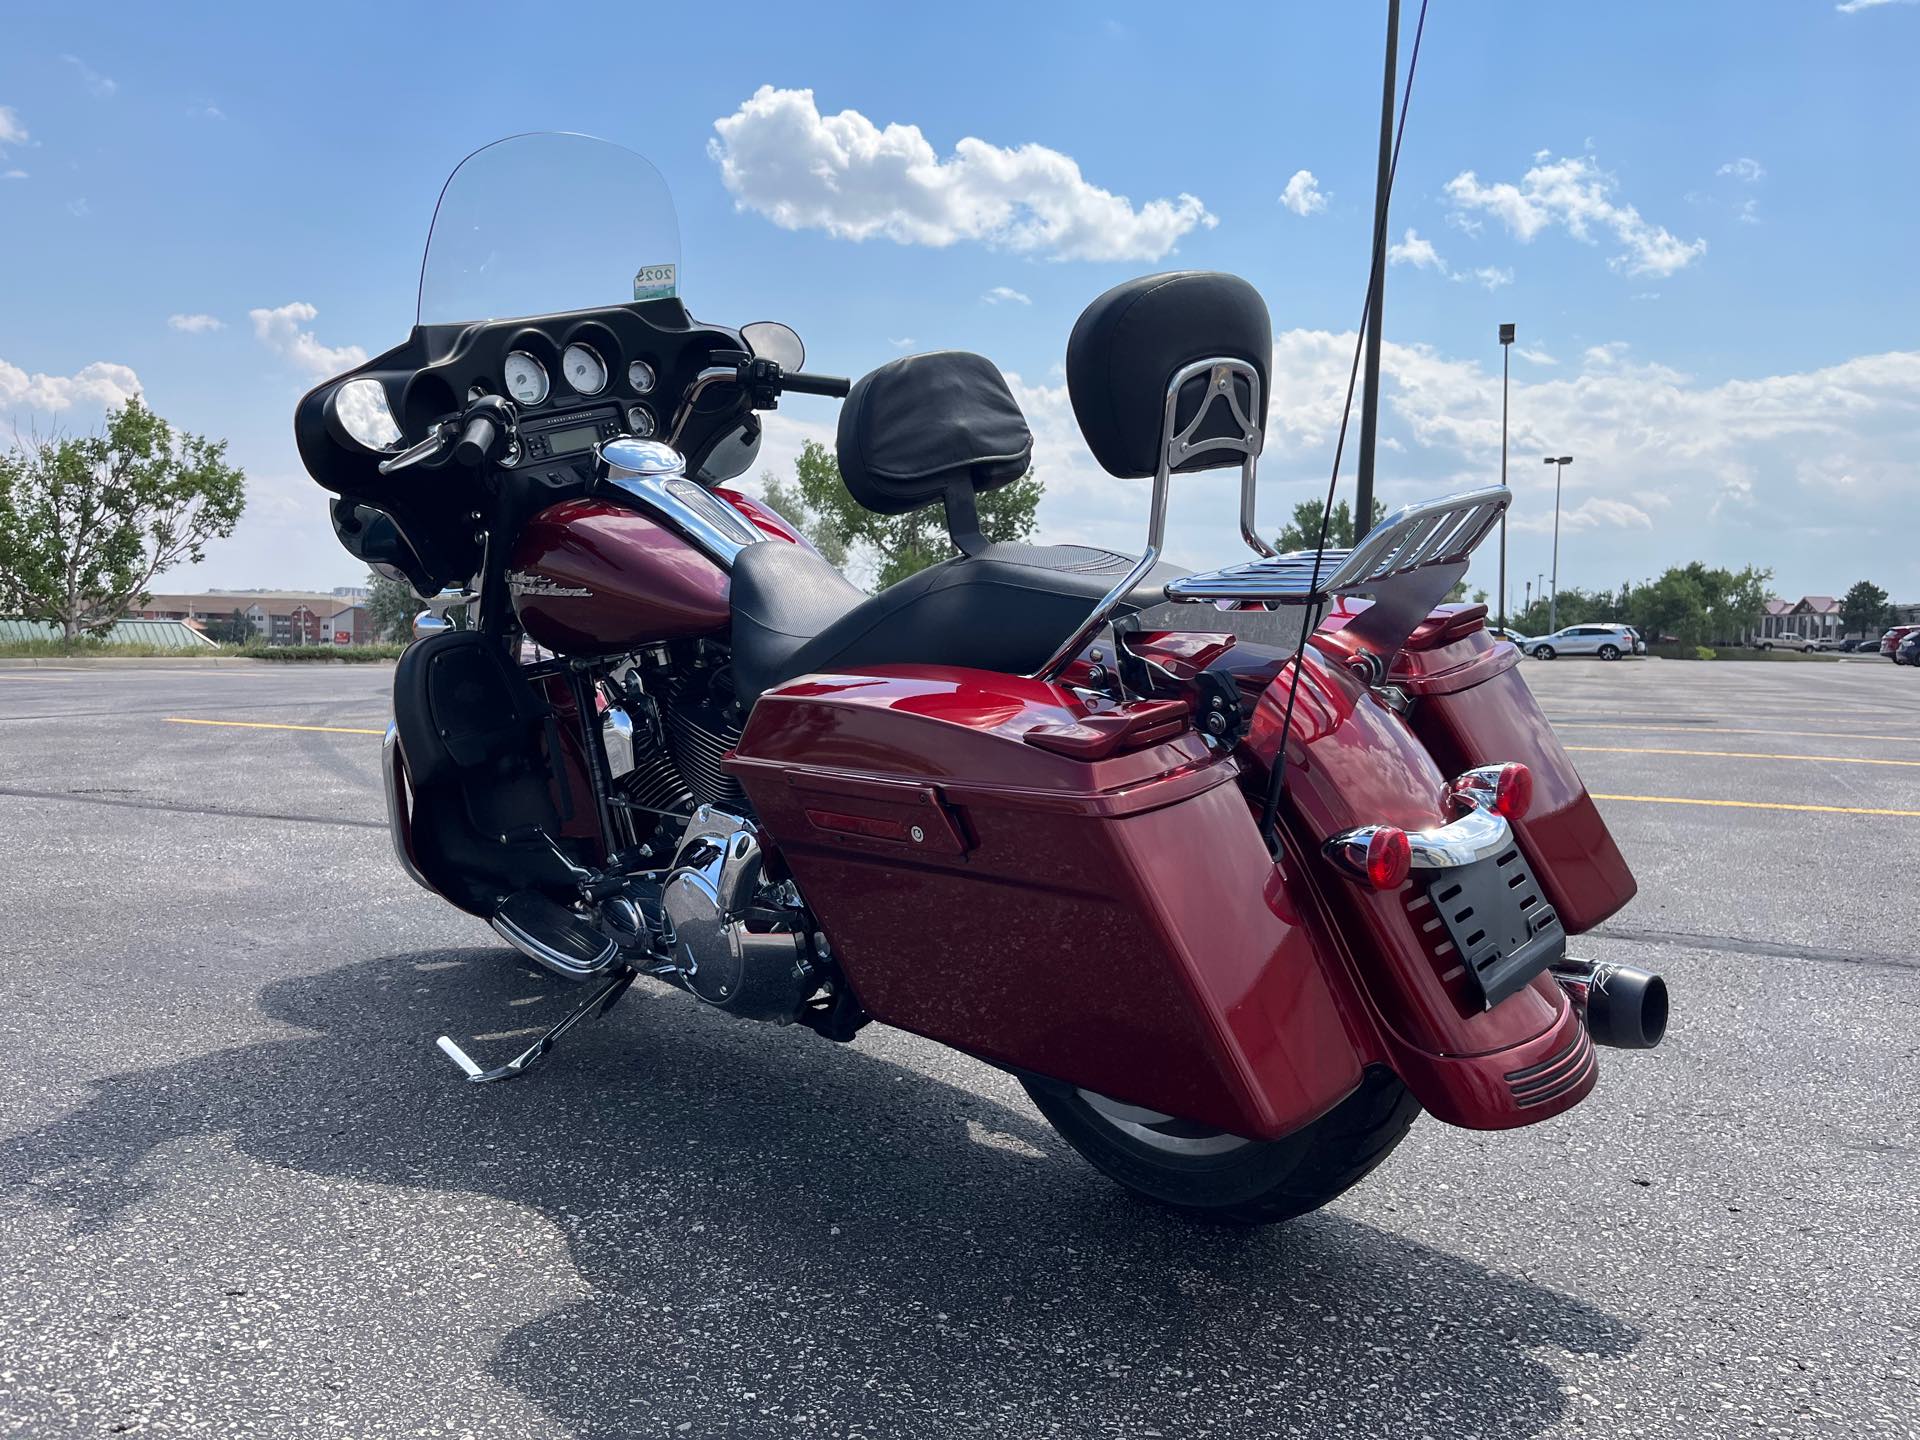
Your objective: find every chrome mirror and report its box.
[334,378,403,451]
[741,321,804,372]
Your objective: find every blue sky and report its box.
[3,1,1916,607]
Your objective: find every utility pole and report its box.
[1498,323,1515,629]
[1353,0,1401,541]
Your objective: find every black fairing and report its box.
[835,350,1033,516]
[392,630,578,915]
[1066,272,1272,480]
[295,298,747,594]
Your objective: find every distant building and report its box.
[1754,595,1844,644]
[132,591,359,645]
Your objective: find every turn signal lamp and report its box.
[1364,827,1412,890]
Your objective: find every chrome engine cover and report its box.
[661,806,813,1022]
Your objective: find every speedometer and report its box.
[503,352,549,406]
[563,343,608,395]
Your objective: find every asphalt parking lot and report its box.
[2,654,1916,1438]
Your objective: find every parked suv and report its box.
[1528,624,1638,661]
[1884,625,1920,662]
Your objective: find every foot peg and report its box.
[435,966,636,1083]
[490,889,621,979]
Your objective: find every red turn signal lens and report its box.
[1365,827,1412,890]
[1493,762,1533,820]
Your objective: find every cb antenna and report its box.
[1353,0,1402,541]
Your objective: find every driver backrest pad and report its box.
[835,350,1033,518]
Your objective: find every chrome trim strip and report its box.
[382,723,435,894]
[603,472,764,567]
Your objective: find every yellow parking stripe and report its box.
[1554,723,1918,744]
[164,717,384,736]
[1591,793,1920,818]
[1564,744,1920,768]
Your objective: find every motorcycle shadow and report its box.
[6,947,1638,1438]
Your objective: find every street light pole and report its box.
[1498,324,1514,628]
[1543,454,1573,631]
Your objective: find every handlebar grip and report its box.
[780,371,852,399]
[453,415,498,467]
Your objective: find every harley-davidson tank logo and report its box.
[506,570,592,598]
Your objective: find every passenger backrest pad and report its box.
[835,350,1033,516]
[1066,271,1272,480]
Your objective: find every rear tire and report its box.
[1598,644,1621,661]
[1023,1068,1419,1226]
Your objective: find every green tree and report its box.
[759,470,848,569]
[776,439,1043,590]
[366,570,423,642]
[1272,496,1387,553]
[1841,579,1890,639]
[0,398,245,640]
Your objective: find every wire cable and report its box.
[1259,0,1432,852]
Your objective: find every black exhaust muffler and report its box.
[1550,959,1668,1049]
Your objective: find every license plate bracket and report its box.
[1425,842,1566,1010]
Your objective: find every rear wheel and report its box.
[1598,643,1621,661]
[1023,1068,1419,1226]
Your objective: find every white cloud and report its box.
[1517,347,1557,366]
[60,55,117,98]
[2,169,25,181]
[1474,266,1514,291]
[1738,197,1760,226]
[888,336,914,349]
[1279,169,1329,216]
[0,357,142,415]
[1387,227,1445,271]
[1444,153,1707,277]
[192,104,226,121]
[1509,497,1652,536]
[1718,157,1765,183]
[0,105,26,150]
[66,198,89,218]
[979,325,1920,598]
[1837,0,1916,12]
[248,302,366,379]
[168,313,225,334]
[708,85,1215,262]
[983,285,1031,306]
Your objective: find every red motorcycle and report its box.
[299,133,1663,1225]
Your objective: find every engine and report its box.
[660,807,818,1022]
[601,653,820,1024]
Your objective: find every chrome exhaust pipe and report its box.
[1551,959,1669,1050]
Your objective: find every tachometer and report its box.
[563,343,608,395]
[503,352,549,406]
[627,359,656,394]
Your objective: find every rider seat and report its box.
[729,349,1185,700]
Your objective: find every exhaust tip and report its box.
[1588,965,1668,1050]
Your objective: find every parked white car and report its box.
[1528,624,1638,661]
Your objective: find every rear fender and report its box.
[1243,646,1593,1129]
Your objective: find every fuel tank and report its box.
[508,498,730,654]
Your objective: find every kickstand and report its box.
[434,965,636,1084]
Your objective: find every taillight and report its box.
[1491,762,1533,820]
[1449,762,1533,821]
[1365,827,1412,890]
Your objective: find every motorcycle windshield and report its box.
[416,133,682,325]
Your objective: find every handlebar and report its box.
[778,370,852,398]
[452,414,498,468]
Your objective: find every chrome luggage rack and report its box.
[1165,487,1510,606]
